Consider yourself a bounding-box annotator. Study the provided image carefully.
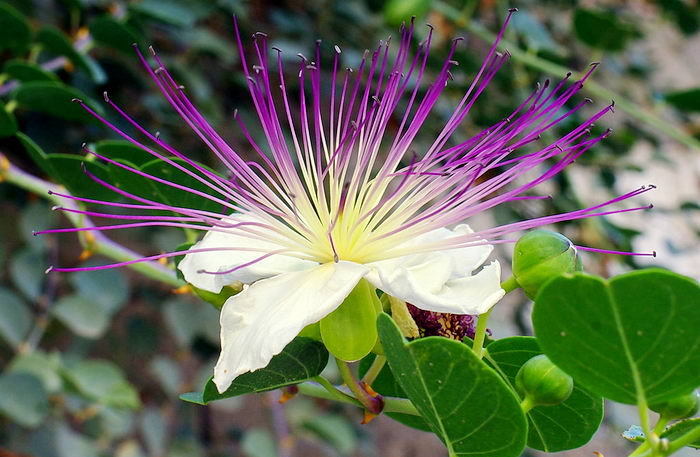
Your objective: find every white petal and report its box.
[369,259,505,315]
[178,214,317,293]
[213,261,369,393]
[366,226,504,315]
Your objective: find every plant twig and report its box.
[0,153,183,287]
[296,381,419,416]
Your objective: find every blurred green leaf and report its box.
[64,359,141,409]
[99,406,136,439]
[0,99,18,137]
[665,87,700,113]
[383,0,430,27]
[510,12,560,53]
[0,286,31,348]
[140,407,168,456]
[44,154,114,200]
[241,428,278,457]
[89,16,142,54]
[184,29,237,64]
[56,424,99,457]
[9,351,63,393]
[37,26,106,83]
[163,297,219,347]
[0,372,49,427]
[70,266,129,314]
[149,356,182,396]
[182,337,329,405]
[168,437,205,457]
[52,294,110,339]
[0,3,31,54]
[573,8,641,52]
[378,313,528,457]
[94,139,155,166]
[654,0,700,35]
[533,270,700,405]
[12,81,105,123]
[20,200,56,251]
[10,247,45,301]
[3,59,59,82]
[16,131,55,176]
[129,0,214,28]
[485,336,604,452]
[303,414,357,455]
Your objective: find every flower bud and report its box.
[515,354,574,407]
[650,391,699,420]
[512,230,581,299]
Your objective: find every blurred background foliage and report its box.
[0,0,699,456]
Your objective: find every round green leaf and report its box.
[378,314,528,457]
[485,336,603,452]
[0,372,49,427]
[0,3,31,54]
[533,270,700,405]
[3,59,59,82]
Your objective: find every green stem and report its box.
[1,154,183,287]
[336,359,381,413]
[432,1,700,151]
[471,310,491,359]
[296,381,419,415]
[362,355,386,385]
[312,376,355,403]
[501,276,520,294]
[520,396,536,414]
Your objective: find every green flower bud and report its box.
[512,230,581,299]
[651,391,699,420]
[516,354,574,407]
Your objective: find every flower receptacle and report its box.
[320,279,381,362]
